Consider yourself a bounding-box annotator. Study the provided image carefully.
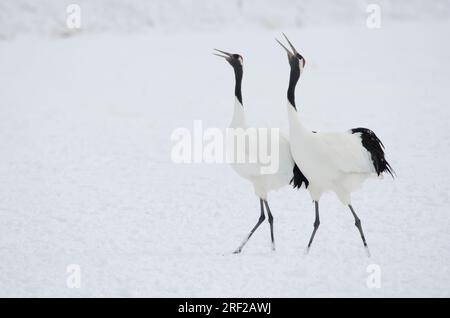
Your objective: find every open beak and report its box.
[213,49,232,59]
[276,38,293,57]
[281,33,299,55]
[276,33,305,65]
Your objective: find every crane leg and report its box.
[348,205,370,256]
[233,199,265,254]
[306,201,320,253]
[263,200,275,251]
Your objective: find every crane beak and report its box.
[213,49,232,59]
[276,34,306,66]
[275,38,293,57]
[282,33,300,55]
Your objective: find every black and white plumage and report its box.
[350,128,394,177]
[291,161,309,189]
[214,49,306,253]
[276,34,394,255]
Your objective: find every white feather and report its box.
[287,104,375,205]
[229,98,295,199]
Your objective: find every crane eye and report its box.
[298,56,306,68]
[235,55,243,64]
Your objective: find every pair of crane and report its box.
[214,34,394,256]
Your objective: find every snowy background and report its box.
[0,0,449,297]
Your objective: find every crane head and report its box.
[213,49,243,69]
[276,33,306,73]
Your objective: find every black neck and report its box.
[287,62,300,110]
[233,65,243,105]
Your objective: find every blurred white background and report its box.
[1,0,450,39]
[1,0,449,297]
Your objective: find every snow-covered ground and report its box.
[0,1,449,297]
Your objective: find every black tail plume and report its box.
[290,163,309,189]
[351,127,395,178]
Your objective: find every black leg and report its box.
[233,199,265,254]
[263,200,275,251]
[348,205,369,252]
[306,201,320,252]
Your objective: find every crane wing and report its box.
[313,131,375,175]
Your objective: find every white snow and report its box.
[0,1,449,297]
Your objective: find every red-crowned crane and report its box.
[214,49,308,253]
[275,34,394,256]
